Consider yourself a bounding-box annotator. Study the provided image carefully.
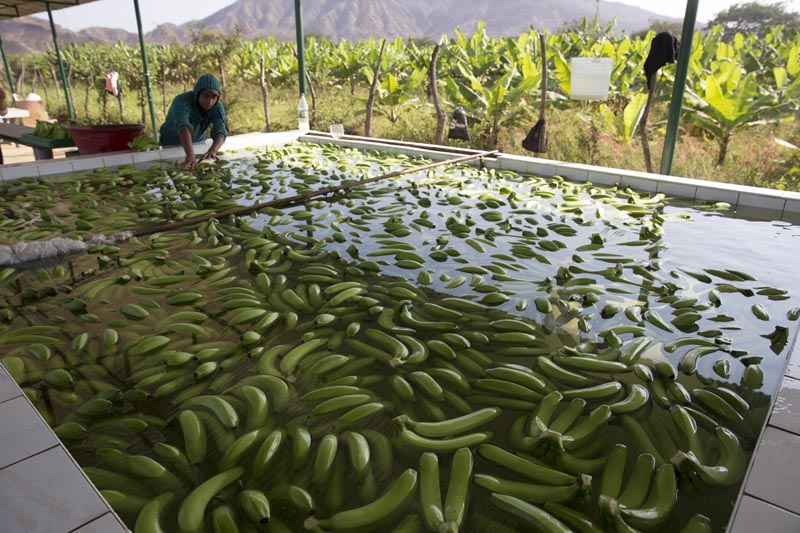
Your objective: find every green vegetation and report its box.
[7,21,800,190]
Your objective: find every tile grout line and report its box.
[765,421,800,440]
[741,492,800,518]
[0,392,23,405]
[0,443,60,471]
[65,511,122,533]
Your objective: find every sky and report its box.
[33,0,800,34]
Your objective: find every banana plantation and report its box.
[7,21,800,182]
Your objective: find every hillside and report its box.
[0,0,677,54]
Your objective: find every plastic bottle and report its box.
[298,94,310,132]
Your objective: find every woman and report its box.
[160,74,227,170]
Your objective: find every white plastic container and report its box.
[569,57,614,101]
[298,94,310,132]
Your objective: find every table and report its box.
[0,122,75,160]
[0,108,31,122]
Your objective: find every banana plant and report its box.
[599,93,649,145]
[444,63,538,147]
[330,40,371,94]
[685,70,796,165]
[355,67,426,125]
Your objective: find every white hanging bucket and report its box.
[569,57,614,100]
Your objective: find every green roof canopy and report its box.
[0,1,101,20]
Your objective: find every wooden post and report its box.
[429,44,446,144]
[365,39,386,137]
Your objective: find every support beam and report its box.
[46,1,74,120]
[0,34,14,96]
[133,0,158,140]
[294,0,306,96]
[659,0,699,176]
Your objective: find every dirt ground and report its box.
[1,141,73,166]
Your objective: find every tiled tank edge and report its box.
[0,366,128,533]
[726,326,800,530]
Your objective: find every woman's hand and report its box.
[199,150,219,163]
[181,155,197,170]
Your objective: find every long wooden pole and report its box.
[135,150,498,237]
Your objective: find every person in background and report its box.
[0,89,9,165]
[159,74,227,170]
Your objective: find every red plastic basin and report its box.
[67,124,145,155]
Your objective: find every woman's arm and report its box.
[200,134,226,162]
[179,127,196,169]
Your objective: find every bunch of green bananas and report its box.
[31,120,71,140]
[127,134,159,152]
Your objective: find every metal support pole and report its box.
[294,0,306,96]
[46,2,74,120]
[659,0,699,176]
[0,35,15,96]
[133,0,159,140]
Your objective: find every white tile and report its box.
[656,180,697,199]
[131,150,161,165]
[619,175,659,193]
[1,164,39,181]
[527,161,559,177]
[0,447,110,533]
[586,170,620,186]
[695,186,740,205]
[0,396,58,467]
[70,512,129,533]
[497,155,529,174]
[102,153,134,168]
[158,146,184,160]
[730,496,800,533]
[737,192,786,211]
[770,376,800,435]
[787,339,800,381]
[558,166,591,182]
[735,204,784,222]
[0,364,20,404]
[782,210,800,226]
[744,426,800,514]
[784,198,800,216]
[35,161,73,178]
[70,156,105,172]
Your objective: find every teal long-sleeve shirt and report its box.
[159,91,227,146]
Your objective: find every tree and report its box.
[634,18,685,39]
[708,2,800,38]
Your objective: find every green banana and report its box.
[181,395,239,429]
[346,431,372,483]
[478,444,575,485]
[211,505,240,533]
[313,434,339,490]
[443,447,473,528]
[619,464,677,530]
[240,489,271,526]
[671,426,746,488]
[134,492,175,533]
[177,467,244,532]
[599,443,628,500]
[304,468,418,531]
[396,407,501,438]
[397,428,492,453]
[490,494,572,532]
[419,452,444,532]
[473,474,581,504]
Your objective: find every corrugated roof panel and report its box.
[0,1,101,20]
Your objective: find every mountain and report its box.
[0,0,678,54]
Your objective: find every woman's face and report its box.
[198,89,220,111]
